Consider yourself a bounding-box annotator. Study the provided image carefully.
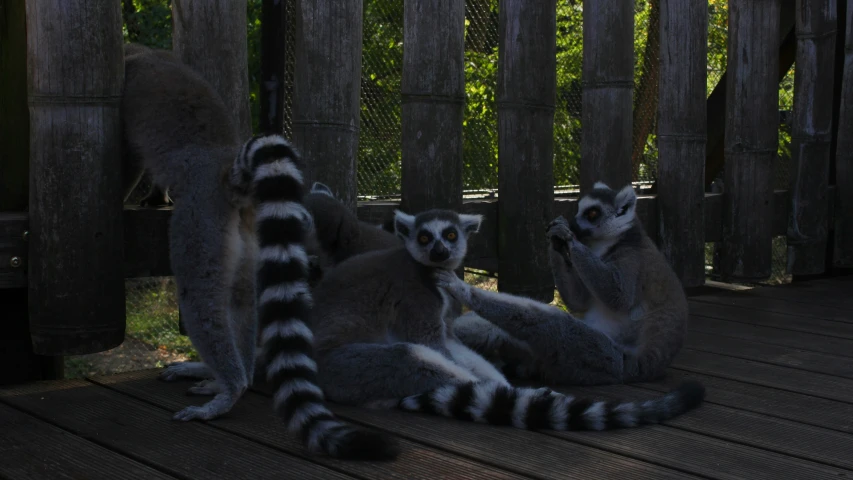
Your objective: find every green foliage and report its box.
[123,0,172,48]
[121,0,791,196]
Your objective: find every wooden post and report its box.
[787,0,838,277]
[497,0,556,302]
[292,0,363,211]
[704,0,797,188]
[26,0,126,355]
[835,0,853,268]
[172,0,252,139]
[400,0,465,214]
[656,0,707,288]
[0,0,63,383]
[720,0,780,282]
[0,0,29,212]
[260,0,286,135]
[580,0,633,193]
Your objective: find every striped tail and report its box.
[234,134,399,461]
[398,380,705,431]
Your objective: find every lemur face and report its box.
[571,182,638,242]
[394,209,482,269]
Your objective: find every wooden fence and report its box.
[0,0,851,381]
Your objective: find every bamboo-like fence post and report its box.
[291,0,364,210]
[656,0,708,288]
[400,0,466,215]
[580,0,634,193]
[720,0,781,282]
[496,0,557,302]
[25,0,126,354]
[172,0,252,139]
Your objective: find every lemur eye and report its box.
[418,234,430,245]
[445,230,457,241]
[585,208,600,221]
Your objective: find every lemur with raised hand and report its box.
[442,182,690,385]
[309,208,705,431]
[122,45,398,460]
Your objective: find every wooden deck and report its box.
[2,276,852,480]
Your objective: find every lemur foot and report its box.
[434,269,471,304]
[186,379,223,396]
[159,361,213,382]
[172,390,244,421]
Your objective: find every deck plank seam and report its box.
[669,363,853,406]
[689,297,853,325]
[663,368,853,434]
[245,385,689,480]
[619,384,853,471]
[688,312,853,341]
[686,323,853,359]
[0,394,189,480]
[84,377,370,480]
[679,344,853,380]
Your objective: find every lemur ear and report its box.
[459,214,483,234]
[614,185,638,217]
[593,181,612,191]
[310,182,334,198]
[393,210,415,239]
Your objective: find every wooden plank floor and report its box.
[2,276,852,480]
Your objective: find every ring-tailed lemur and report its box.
[309,208,705,431]
[441,182,691,386]
[122,45,398,460]
[160,181,400,382]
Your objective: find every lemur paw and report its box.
[172,405,214,422]
[186,379,223,396]
[434,269,470,301]
[159,362,213,382]
[546,216,574,250]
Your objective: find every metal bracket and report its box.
[0,212,28,289]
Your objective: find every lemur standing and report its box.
[310,208,705,431]
[442,182,690,385]
[122,45,398,460]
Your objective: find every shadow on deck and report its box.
[2,276,852,479]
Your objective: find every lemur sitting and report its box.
[309,208,705,431]
[122,44,397,460]
[441,182,690,385]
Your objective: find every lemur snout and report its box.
[430,242,450,262]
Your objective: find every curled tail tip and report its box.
[673,379,706,411]
[329,429,401,461]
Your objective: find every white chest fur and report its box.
[581,300,627,341]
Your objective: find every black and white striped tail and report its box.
[235,134,399,461]
[398,380,704,431]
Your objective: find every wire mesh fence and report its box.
[64,0,798,378]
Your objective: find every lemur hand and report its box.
[546,216,574,252]
[434,269,472,304]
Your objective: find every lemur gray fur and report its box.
[160,181,400,382]
[309,208,705,431]
[440,182,691,386]
[302,181,400,284]
[121,44,398,460]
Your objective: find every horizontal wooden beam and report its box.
[0,188,818,286]
[116,190,799,279]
